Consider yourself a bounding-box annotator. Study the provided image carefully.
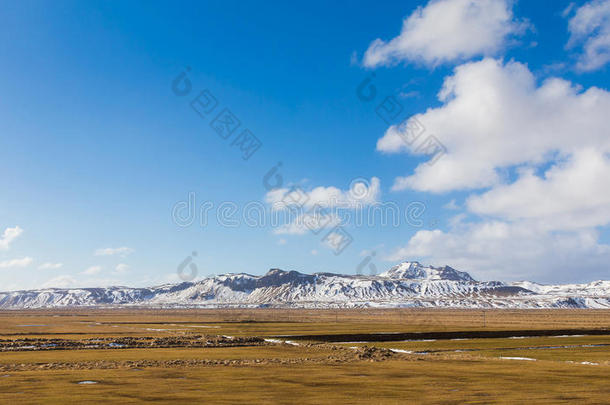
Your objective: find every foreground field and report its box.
[0,309,609,404]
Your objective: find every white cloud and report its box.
[566,0,610,71]
[0,226,23,250]
[386,221,610,283]
[82,265,102,275]
[273,213,341,235]
[114,263,130,274]
[266,177,381,210]
[379,58,610,193]
[41,275,77,289]
[466,149,610,231]
[363,0,526,67]
[379,55,610,282]
[94,247,134,257]
[266,178,379,236]
[0,257,33,269]
[38,262,64,270]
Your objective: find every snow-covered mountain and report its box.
[1,262,609,309]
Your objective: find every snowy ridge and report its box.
[0,262,609,309]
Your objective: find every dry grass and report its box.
[2,308,610,337]
[1,359,609,404]
[0,309,609,404]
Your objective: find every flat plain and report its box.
[0,308,609,404]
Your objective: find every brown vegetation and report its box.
[0,309,608,403]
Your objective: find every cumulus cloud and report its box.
[466,149,610,231]
[38,262,64,270]
[94,247,134,257]
[566,0,610,71]
[0,257,33,269]
[379,58,610,193]
[379,55,610,282]
[272,212,342,236]
[265,177,381,210]
[363,0,526,67]
[386,220,610,283]
[265,178,379,236]
[0,226,23,250]
[82,265,102,275]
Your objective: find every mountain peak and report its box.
[258,268,315,288]
[379,262,475,282]
[1,262,609,309]
[265,268,288,276]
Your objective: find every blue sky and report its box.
[1,0,610,289]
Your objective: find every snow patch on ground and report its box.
[500,356,537,361]
[551,335,585,338]
[389,349,413,354]
[264,338,299,346]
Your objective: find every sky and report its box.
[1,0,610,290]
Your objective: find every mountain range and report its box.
[1,262,609,309]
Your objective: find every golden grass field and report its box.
[0,309,609,404]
